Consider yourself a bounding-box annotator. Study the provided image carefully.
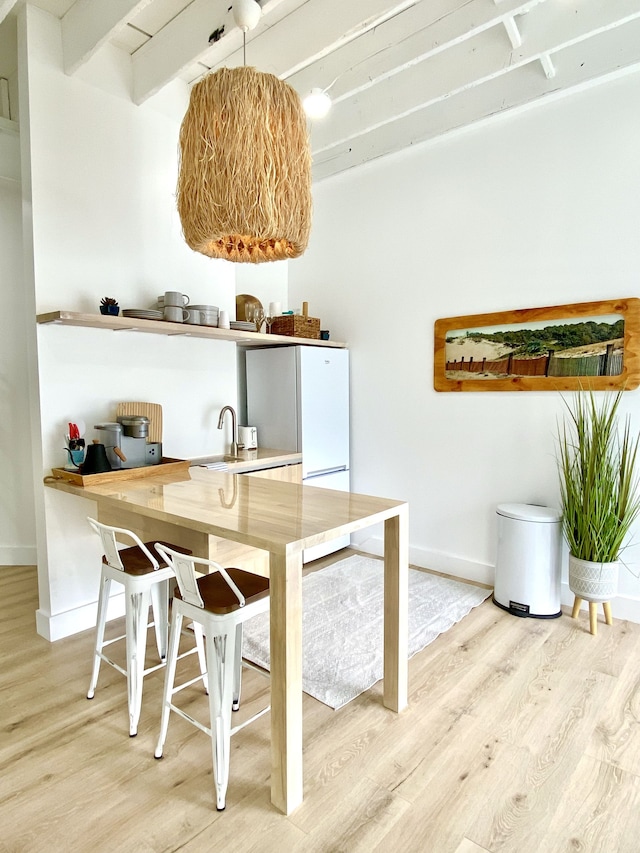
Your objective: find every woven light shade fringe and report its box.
[177,66,312,263]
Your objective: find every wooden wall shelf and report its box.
[36,311,346,349]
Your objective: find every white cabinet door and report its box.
[298,347,349,478]
[302,469,350,562]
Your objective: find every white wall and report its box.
[0,16,34,567]
[19,6,239,638]
[0,15,19,122]
[289,69,640,621]
[0,166,35,565]
[235,261,288,316]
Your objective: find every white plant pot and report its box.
[568,555,619,603]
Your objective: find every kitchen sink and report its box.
[189,451,297,475]
[189,454,243,469]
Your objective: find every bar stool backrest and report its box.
[87,517,159,572]
[154,543,246,610]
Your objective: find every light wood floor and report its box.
[3,555,640,853]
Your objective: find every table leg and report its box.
[269,547,303,814]
[383,507,409,712]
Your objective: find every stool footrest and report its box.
[230,704,270,737]
[167,702,212,738]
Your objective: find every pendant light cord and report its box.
[243,30,246,66]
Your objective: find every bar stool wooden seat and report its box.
[153,543,270,811]
[86,517,191,737]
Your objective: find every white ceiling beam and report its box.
[209,0,447,83]
[172,0,308,85]
[311,28,513,152]
[264,0,424,80]
[288,0,545,104]
[131,0,425,104]
[539,53,555,79]
[503,16,522,49]
[309,0,640,152]
[312,18,640,180]
[61,0,155,75]
[311,14,640,156]
[131,0,296,104]
[513,0,640,58]
[0,0,19,27]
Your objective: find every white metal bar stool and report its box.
[153,543,270,811]
[86,517,191,737]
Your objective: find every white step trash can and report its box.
[493,503,563,619]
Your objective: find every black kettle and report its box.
[80,441,112,475]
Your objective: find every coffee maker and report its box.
[94,417,161,469]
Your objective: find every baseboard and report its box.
[350,534,640,625]
[0,545,37,566]
[350,533,494,586]
[561,582,640,624]
[35,590,126,642]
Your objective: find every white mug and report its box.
[218,309,230,329]
[164,290,189,307]
[164,306,189,323]
[185,309,202,325]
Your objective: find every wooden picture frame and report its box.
[434,298,640,392]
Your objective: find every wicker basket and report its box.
[270,302,320,339]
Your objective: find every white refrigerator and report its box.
[245,346,350,562]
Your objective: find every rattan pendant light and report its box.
[176,3,312,264]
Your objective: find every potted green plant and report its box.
[100,297,119,316]
[557,388,640,626]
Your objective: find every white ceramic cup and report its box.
[185,309,202,325]
[164,290,189,307]
[218,309,230,329]
[164,306,189,323]
[268,301,282,317]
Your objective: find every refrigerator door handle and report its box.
[305,465,348,479]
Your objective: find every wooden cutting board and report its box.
[116,402,163,445]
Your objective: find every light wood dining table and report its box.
[47,466,409,814]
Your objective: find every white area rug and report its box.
[242,554,492,710]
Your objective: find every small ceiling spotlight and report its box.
[303,87,332,120]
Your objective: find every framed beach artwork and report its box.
[433,298,640,392]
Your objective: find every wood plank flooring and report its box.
[2,556,640,852]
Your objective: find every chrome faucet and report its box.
[217,405,243,456]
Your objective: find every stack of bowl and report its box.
[155,297,219,326]
[188,304,219,326]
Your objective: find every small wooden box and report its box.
[270,302,320,339]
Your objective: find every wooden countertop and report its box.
[45,466,405,556]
